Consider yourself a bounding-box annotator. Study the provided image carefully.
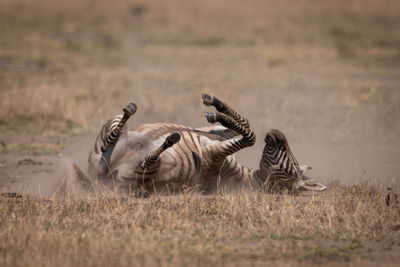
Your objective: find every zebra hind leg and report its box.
[139,132,181,175]
[100,103,137,152]
[133,132,181,195]
[88,103,136,179]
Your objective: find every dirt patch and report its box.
[1,1,400,265]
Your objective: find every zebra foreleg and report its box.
[202,93,250,128]
[202,112,256,162]
[200,112,255,191]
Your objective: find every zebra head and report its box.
[259,129,326,192]
[260,129,300,191]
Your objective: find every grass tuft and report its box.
[0,185,399,266]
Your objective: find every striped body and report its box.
[89,122,257,193]
[79,94,327,195]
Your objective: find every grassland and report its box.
[1,185,400,266]
[0,0,400,265]
[1,0,399,133]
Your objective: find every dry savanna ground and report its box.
[1,186,400,266]
[0,0,400,266]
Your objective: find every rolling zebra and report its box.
[73,93,326,194]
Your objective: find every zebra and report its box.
[72,93,326,195]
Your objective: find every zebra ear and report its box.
[299,165,312,175]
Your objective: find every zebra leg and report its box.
[136,132,181,177]
[132,132,181,195]
[88,103,136,178]
[202,93,250,128]
[200,112,255,191]
[202,112,255,162]
[142,132,181,169]
[100,103,137,152]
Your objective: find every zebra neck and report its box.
[218,159,261,189]
[252,168,268,188]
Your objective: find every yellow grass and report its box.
[1,185,399,266]
[1,0,399,135]
[1,1,400,265]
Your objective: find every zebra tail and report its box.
[72,163,92,190]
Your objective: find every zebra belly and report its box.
[117,128,220,186]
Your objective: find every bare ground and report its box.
[1,0,400,265]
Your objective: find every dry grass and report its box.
[0,0,399,180]
[0,185,399,266]
[1,1,400,265]
[0,0,399,138]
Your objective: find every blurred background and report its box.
[0,0,399,186]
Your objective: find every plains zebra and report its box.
[73,93,326,194]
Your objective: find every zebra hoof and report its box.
[123,103,137,117]
[202,93,214,106]
[165,132,181,146]
[204,112,217,123]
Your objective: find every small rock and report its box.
[386,189,399,207]
[390,224,400,231]
[1,192,22,198]
[18,158,43,165]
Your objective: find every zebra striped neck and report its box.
[252,168,269,188]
